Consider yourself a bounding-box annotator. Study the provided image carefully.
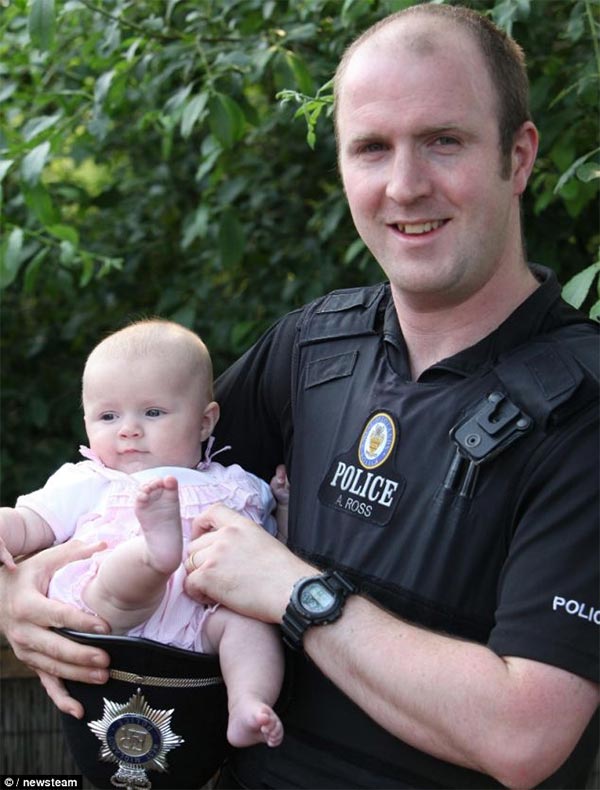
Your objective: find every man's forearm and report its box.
[302,595,598,788]
[183,506,598,788]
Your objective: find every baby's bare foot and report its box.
[135,476,182,574]
[227,699,284,748]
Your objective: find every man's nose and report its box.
[385,147,432,204]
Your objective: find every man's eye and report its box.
[434,136,460,147]
[360,142,386,153]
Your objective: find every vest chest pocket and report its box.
[305,350,358,389]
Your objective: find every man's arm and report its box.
[184,505,599,789]
[304,596,598,789]
[214,312,299,480]
[0,541,111,717]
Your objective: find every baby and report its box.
[0,319,284,749]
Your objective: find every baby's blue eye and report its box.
[146,408,163,418]
[101,413,116,422]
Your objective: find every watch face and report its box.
[299,582,336,614]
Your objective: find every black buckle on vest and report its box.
[450,391,533,464]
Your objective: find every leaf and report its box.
[218,209,245,268]
[0,228,24,289]
[491,0,527,34]
[0,82,17,103]
[284,52,315,95]
[283,23,318,43]
[262,0,276,19]
[78,251,94,287]
[230,320,258,351]
[0,160,14,183]
[59,240,76,265]
[22,183,60,225]
[564,2,585,42]
[252,46,276,78]
[195,141,222,182]
[22,113,62,142]
[97,257,123,277]
[28,0,56,51]
[181,205,209,249]
[125,38,142,63]
[554,148,600,194]
[576,162,600,183]
[180,92,209,139]
[279,83,333,148]
[21,141,51,187]
[88,108,110,141]
[343,237,366,265]
[170,303,196,328]
[23,248,49,294]
[163,84,193,116]
[165,0,183,24]
[48,224,80,245]
[208,93,246,149]
[341,0,374,24]
[562,262,600,309]
[94,70,116,105]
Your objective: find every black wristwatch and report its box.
[281,570,356,651]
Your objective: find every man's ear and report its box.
[512,121,539,196]
[200,401,220,441]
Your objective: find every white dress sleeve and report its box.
[226,465,277,535]
[15,461,110,544]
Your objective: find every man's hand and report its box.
[0,540,111,717]
[184,503,311,623]
[270,464,290,506]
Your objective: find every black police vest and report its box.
[266,283,598,789]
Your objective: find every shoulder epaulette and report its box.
[494,324,598,428]
[297,284,387,345]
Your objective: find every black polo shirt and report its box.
[214,266,599,789]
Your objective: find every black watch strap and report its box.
[281,570,356,651]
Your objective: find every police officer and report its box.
[2,5,598,788]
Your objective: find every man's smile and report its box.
[391,219,448,235]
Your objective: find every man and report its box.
[2,5,598,788]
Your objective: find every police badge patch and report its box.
[89,688,184,788]
[359,412,396,468]
[319,411,405,526]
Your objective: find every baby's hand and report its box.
[270,464,290,506]
[0,538,17,571]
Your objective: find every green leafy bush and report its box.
[1,0,598,505]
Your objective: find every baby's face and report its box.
[83,355,214,473]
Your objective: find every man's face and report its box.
[337,20,529,310]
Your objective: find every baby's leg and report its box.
[134,476,183,573]
[82,477,182,633]
[204,608,284,748]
